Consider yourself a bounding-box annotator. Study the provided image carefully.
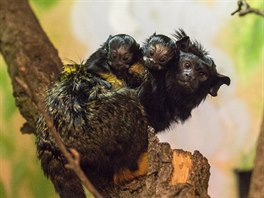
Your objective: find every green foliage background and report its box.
[30,0,59,10]
[230,0,264,81]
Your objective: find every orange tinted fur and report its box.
[129,62,145,75]
[99,72,126,89]
[113,152,148,184]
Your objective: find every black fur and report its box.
[138,30,230,132]
[142,33,177,71]
[173,28,209,58]
[36,69,148,198]
[84,34,144,88]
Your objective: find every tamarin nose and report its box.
[184,73,192,80]
[149,58,155,64]
[184,73,190,77]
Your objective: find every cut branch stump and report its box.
[94,128,211,198]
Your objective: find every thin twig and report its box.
[16,66,103,198]
[239,7,264,17]
[231,0,264,17]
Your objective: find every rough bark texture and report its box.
[0,0,62,134]
[92,129,210,197]
[249,109,264,198]
[0,0,211,197]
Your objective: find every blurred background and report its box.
[0,0,263,197]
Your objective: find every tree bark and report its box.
[249,109,264,198]
[92,129,210,197]
[0,0,211,197]
[0,0,62,134]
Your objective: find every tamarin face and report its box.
[168,29,231,96]
[106,34,140,71]
[175,52,212,93]
[142,33,176,70]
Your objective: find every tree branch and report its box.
[15,66,103,198]
[249,109,264,197]
[231,0,264,17]
[0,0,62,134]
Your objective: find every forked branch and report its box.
[231,0,264,17]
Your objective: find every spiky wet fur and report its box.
[36,66,148,198]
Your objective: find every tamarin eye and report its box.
[184,62,191,69]
[159,56,167,63]
[111,53,117,60]
[122,54,130,61]
[199,72,208,81]
[149,48,155,56]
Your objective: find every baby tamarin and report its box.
[142,33,177,71]
[84,34,145,89]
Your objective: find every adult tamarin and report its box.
[36,70,149,198]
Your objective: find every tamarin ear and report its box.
[135,43,140,51]
[209,73,231,97]
[107,35,113,40]
[144,33,156,45]
[176,36,190,51]
[149,32,156,40]
[102,35,113,50]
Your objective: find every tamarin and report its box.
[35,30,230,198]
[84,34,146,89]
[142,33,177,71]
[138,29,231,132]
[36,68,149,198]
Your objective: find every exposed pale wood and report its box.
[171,150,192,185]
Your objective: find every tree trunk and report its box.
[0,0,211,197]
[249,109,264,198]
[0,0,62,134]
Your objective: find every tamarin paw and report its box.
[99,73,126,89]
[133,152,148,177]
[129,62,145,75]
[113,168,136,184]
